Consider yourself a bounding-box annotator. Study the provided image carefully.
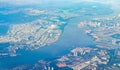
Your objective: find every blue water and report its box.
[0,25,9,35]
[0,17,96,69]
[111,34,120,39]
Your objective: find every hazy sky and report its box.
[0,0,42,5]
[0,0,120,6]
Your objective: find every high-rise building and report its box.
[51,67,54,70]
[74,52,78,56]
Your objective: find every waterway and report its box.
[0,16,96,69]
